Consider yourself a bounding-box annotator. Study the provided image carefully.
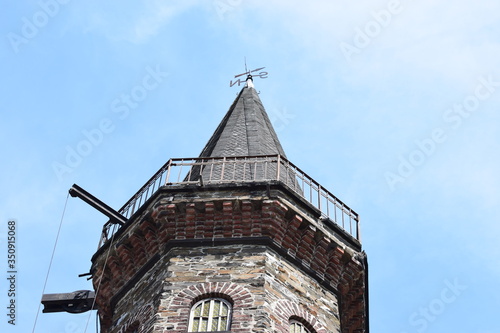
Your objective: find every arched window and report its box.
[290,320,311,333]
[189,298,231,332]
[125,321,140,333]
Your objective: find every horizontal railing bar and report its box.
[117,159,173,215]
[100,155,360,247]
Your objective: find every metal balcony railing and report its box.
[98,155,360,248]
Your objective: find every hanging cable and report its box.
[83,229,117,333]
[32,192,70,333]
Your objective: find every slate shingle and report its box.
[187,83,297,185]
[197,86,287,158]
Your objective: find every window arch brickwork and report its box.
[271,300,327,333]
[161,282,254,332]
[289,316,317,333]
[290,320,312,333]
[189,298,232,332]
[124,320,140,333]
[116,304,153,333]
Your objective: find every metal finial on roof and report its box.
[246,74,254,88]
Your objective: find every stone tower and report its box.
[90,76,368,333]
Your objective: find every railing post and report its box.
[164,159,172,185]
[319,185,322,211]
[98,225,109,249]
[276,155,281,181]
[220,157,226,181]
[209,158,215,182]
[356,216,361,242]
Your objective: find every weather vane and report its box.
[230,58,268,87]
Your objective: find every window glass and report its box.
[189,298,231,332]
[290,321,311,333]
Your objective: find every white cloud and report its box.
[240,0,500,86]
[72,0,203,43]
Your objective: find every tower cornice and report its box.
[90,182,367,332]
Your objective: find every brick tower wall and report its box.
[91,184,367,333]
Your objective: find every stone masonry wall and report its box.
[110,244,340,333]
[264,251,340,332]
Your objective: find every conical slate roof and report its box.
[197,81,287,158]
[186,78,295,185]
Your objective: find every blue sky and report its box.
[1,0,500,332]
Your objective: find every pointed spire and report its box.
[196,83,286,159]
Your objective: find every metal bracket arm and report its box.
[69,184,127,226]
[42,290,97,313]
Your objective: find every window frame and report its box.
[188,298,232,332]
[289,320,312,333]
